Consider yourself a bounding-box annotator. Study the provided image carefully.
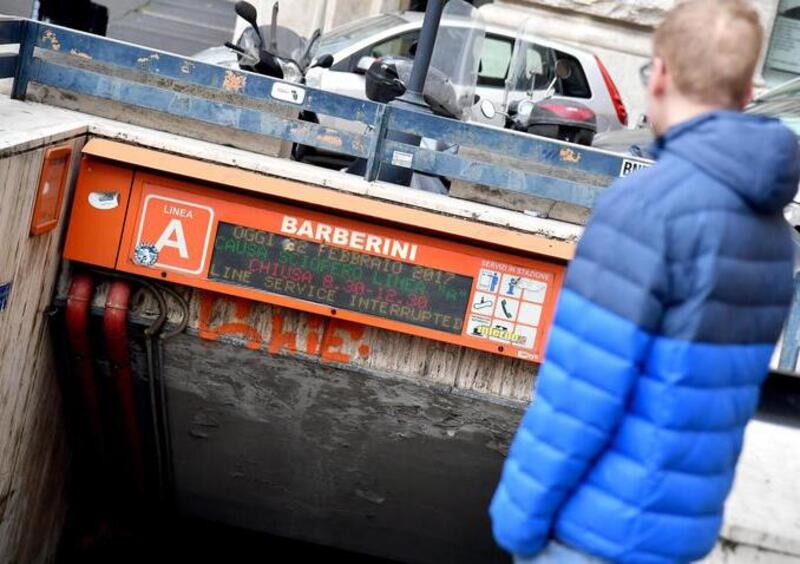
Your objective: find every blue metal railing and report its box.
[2,17,799,372]
[0,18,646,207]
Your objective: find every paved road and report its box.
[0,0,236,55]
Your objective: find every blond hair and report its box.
[654,0,763,108]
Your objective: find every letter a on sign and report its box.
[134,192,215,275]
[156,219,189,259]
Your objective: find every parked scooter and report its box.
[227,1,330,80]
[193,1,331,81]
[480,19,597,146]
[194,1,335,166]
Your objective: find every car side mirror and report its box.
[312,53,334,69]
[356,55,375,74]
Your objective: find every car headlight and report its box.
[280,61,303,84]
[517,100,535,117]
[305,67,323,89]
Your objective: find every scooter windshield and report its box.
[503,18,554,111]
[426,0,485,120]
[262,26,307,62]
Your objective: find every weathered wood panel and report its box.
[0,135,83,563]
[112,287,537,403]
[27,83,295,159]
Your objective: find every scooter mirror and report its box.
[235,1,259,29]
[301,29,323,67]
[555,59,572,80]
[480,99,497,120]
[313,53,335,69]
[269,2,279,53]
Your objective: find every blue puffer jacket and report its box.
[490,111,800,563]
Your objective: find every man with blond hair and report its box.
[490,0,800,562]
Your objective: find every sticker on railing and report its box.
[271,82,306,105]
[620,159,651,177]
[391,151,413,169]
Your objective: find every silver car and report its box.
[303,12,629,133]
[195,12,629,133]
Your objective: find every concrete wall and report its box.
[158,328,518,564]
[0,119,84,563]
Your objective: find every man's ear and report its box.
[648,57,668,99]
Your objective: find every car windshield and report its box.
[311,14,406,59]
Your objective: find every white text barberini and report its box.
[281,216,419,262]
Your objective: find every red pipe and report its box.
[66,273,103,453]
[103,281,145,495]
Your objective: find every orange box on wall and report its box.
[30,144,73,236]
[64,147,567,363]
[63,157,134,268]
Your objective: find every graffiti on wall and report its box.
[196,290,372,364]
